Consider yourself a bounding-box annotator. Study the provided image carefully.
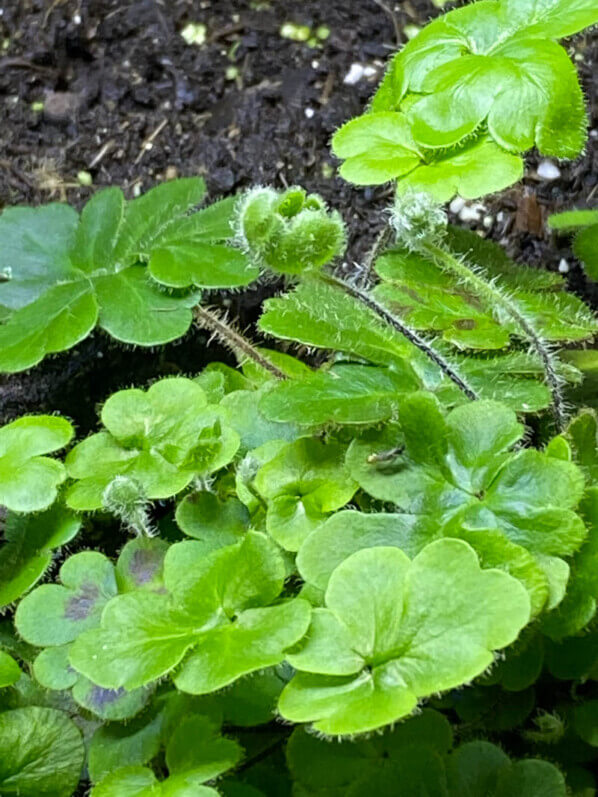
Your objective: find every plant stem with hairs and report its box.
[420,241,567,431]
[194,305,287,380]
[319,272,478,401]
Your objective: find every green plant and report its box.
[0,179,255,372]
[2,0,598,794]
[332,0,598,200]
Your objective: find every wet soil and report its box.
[0,0,597,428]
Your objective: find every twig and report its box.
[372,0,403,45]
[134,119,168,165]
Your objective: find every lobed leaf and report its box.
[0,416,74,512]
[65,377,239,510]
[254,437,358,550]
[69,532,311,692]
[0,180,253,371]
[280,539,530,734]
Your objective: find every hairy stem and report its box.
[422,241,567,431]
[359,220,394,288]
[194,305,287,381]
[320,272,478,401]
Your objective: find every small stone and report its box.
[304,107,315,119]
[459,203,486,223]
[483,215,494,229]
[165,165,178,180]
[344,63,365,85]
[558,258,570,274]
[537,160,561,180]
[449,197,466,215]
[43,91,82,124]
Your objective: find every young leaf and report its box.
[0,505,81,607]
[254,437,358,550]
[396,135,524,202]
[175,491,250,550]
[375,0,594,154]
[0,706,84,797]
[237,187,346,274]
[65,377,239,510]
[69,532,311,692]
[331,112,422,185]
[279,539,530,734]
[0,416,73,512]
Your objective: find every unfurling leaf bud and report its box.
[235,186,346,274]
[102,476,154,537]
[391,190,448,250]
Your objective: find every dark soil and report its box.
[1,0,597,428]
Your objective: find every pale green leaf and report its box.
[0,416,73,512]
[280,539,530,734]
[254,437,358,550]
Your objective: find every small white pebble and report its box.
[590,129,598,139]
[304,107,315,119]
[483,215,494,229]
[449,197,466,214]
[537,160,561,180]
[311,59,320,69]
[73,13,81,24]
[459,203,486,223]
[558,258,570,274]
[344,63,366,85]
[497,211,507,223]
[363,65,377,78]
